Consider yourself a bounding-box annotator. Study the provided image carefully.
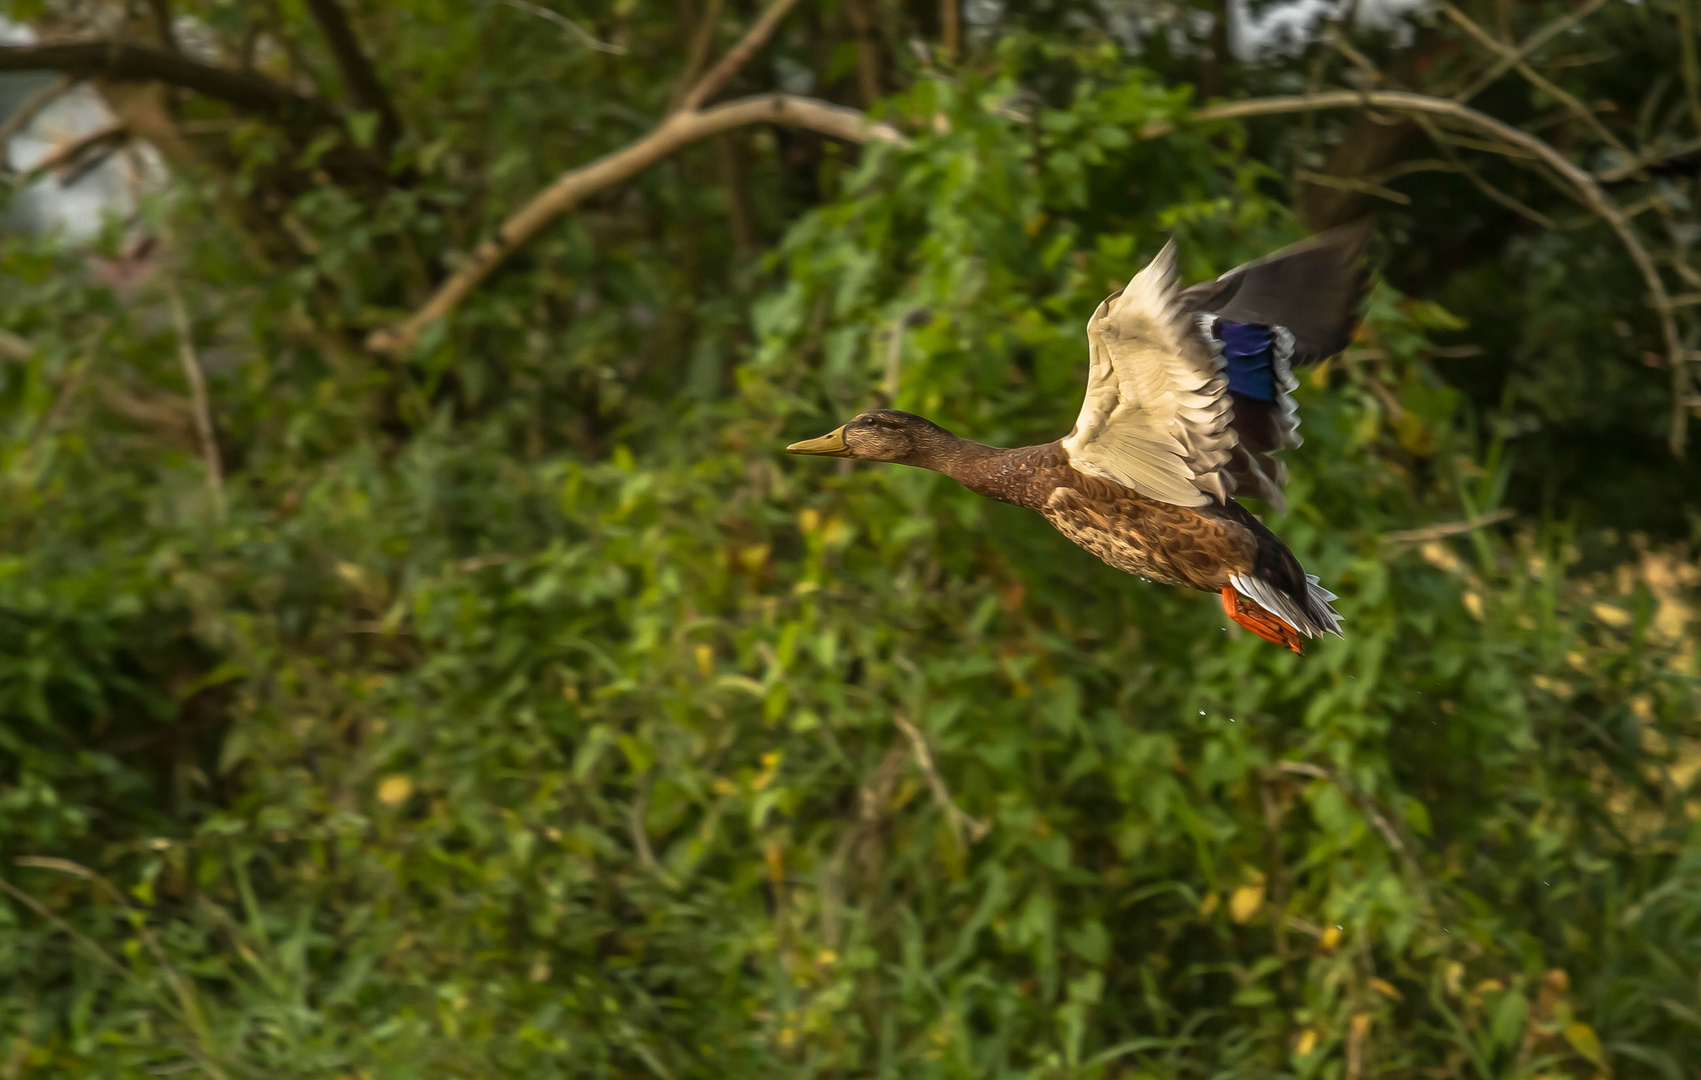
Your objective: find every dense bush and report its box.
[1,2,1699,1078]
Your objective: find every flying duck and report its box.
[786,223,1371,653]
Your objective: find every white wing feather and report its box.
[1061,239,1237,507]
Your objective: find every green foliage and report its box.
[1,6,1699,1080]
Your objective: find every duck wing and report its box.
[1178,221,1373,511]
[1061,238,1237,507]
[1178,220,1372,362]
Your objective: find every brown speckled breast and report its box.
[950,441,1259,593]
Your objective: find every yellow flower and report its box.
[377,775,414,806]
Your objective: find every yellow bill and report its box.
[785,426,850,456]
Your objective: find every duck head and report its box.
[786,410,959,468]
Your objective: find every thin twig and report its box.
[1372,158,1465,179]
[1441,2,1629,156]
[892,714,989,847]
[29,352,96,452]
[0,876,148,989]
[678,0,803,112]
[0,75,76,161]
[1329,33,1382,86]
[1273,762,1426,892]
[166,282,225,520]
[1600,134,1701,183]
[672,0,726,106]
[146,0,182,53]
[0,329,34,362]
[21,320,108,474]
[629,774,681,889]
[883,319,906,402]
[1260,776,1290,959]
[367,94,907,355]
[940,0,961,61]
[1293,169,1411,205]
[714,134,757,254]
[302,0,403,150]
[820,744,908,949]
[13,858,230,1080]
[1346,1013,1371,1080]
[1453,0,1612,104]
[1427,129,1543,159]
[17,123,128,183]
[882,307,928,401]
[843,0,882,106]
[1677,0,1701,134]
[493,0,625,54]
[97,385,197,446]
[1383,508,1516,544]
[1409,114,1555,228]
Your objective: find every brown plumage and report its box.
[787,225,1371,653]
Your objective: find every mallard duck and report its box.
[787,223,1372,653]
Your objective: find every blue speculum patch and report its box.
[1218,320,1276,402]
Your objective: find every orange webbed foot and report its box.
[1221,587,1305,654]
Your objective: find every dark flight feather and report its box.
[1178,219,1373,365]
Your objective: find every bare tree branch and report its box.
[0,42,333,126]
[678,0,803,112]
[302,0,403,150]
[1146,90,1689,451]
[367,95,907,355]
[366,0,866,353]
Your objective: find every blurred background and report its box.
[0,0,1698,1076]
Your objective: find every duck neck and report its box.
[914,438,1020,502]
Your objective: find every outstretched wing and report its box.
[1180,221,1372,510]
[1061,239,1237,507]
[1178,220,1372,363]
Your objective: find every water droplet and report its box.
[1199,710,1206,715]
[1229,717,1236,723]
[1336,925,1343,930]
